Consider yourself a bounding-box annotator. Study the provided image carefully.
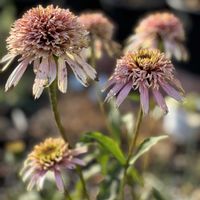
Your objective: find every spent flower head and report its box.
[20,138,87,191]
[1,5,97,98]
[125,12,188,61]
[103,49,184,114]
[79,12,120,58]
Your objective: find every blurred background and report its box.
[0,0,200,200]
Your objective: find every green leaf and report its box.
[130,135,168,165]
[82,132,126,165]
[152,187,166,200]
[97,164,122,200]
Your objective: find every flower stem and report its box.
[90,35,114,136]
[48,80,68,142]
[76,166,90,200]
[64,187,73,200]
[119,106,143,200]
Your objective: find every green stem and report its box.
[90,34,114,136]
[64,187,73,200]
[76,166,90,200]
[48,80,68,142]
[119,106,143,200]
[48,81,89,199]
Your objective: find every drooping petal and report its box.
[0,54,16,72]
[101,79,115,92]
[54,170,64,191]
[152,89,168,113]
[70,146,87,156]
[116,82,132,107]
[57,57,68,93]
[32,57,49,99]
[71,158,86,166]
[160,81,183,101]
[33,58,40,73]
[139,85,149,114]
[48,56,57,85]
[5,58,29,91]
[74,55,97,80]
[105,83,125,102]
[66,56,88,86]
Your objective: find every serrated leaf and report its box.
[82,132,126,165]
[130,135,168,165]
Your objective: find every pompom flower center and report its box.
[130,49,161,71]
[30,138,66,169]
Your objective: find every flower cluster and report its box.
[79,12,120,58]
[1,5,96,98]
[20,138,87,191]
[104,49,184,114]
[125,12,188,61]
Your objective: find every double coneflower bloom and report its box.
[79,12,120,58]
[104,49,184,114]
[0,5,96,98]
[125,12,188,61]
[20,138,87,191]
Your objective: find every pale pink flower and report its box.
[103,49,184,114]
[0,5,96,98]
[125,12,188,61]
[79,12,120,58]
[20,138,87,191]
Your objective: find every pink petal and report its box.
[33,58,40,73]
[74,55,97,80]
[5,58,29,91]
[0,54,16,72]
[116,82,132,107]
[57,57,68,93]
[71,158,86,166]
[101,79,115,92]
[48,56,57,85]
[70,146,87,156]
[32,57,49,99]
[139,85,149,114]
[152,89,168,113]
[105,83,125,102]
[54,170,64,191]
[66,57,88,86]
[160,82,183,101]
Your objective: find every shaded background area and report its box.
[0,0,200,200]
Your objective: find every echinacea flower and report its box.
[79,12,120,58]
[0,5,97,98]
[125,12,188,61]
[20,138,87,191]
[103,49,184,114]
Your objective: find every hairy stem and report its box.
[119,106,143,200]
[48,80,68,142]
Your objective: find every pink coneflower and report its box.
[79,12,120,58]
[103,49,184,114]
[20,138,87,191]
[0,5,96,98]
[125,12,188,61]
